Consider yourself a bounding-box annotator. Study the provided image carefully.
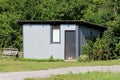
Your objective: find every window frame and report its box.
[51,25,61,44]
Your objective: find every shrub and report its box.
[17,56,64,62]
[115,41,120,57]
[82,28,120,60]
[82,38,113,60]
[78,55,89,62]
[0,48,2,57]
[48,55,54,61]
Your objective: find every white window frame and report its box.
[51,25,60,43]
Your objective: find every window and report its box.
[51,25,60,43]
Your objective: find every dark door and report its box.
[65,31,76,60]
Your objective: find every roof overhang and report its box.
[17,20,107,31]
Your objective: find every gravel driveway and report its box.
[0,65,120,80]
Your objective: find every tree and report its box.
[0,0,120,53]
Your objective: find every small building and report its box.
[18,20,106,60]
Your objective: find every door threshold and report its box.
[65,59,77,61]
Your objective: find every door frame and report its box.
[64,30,76,60]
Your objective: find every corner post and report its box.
[76,25,79,60]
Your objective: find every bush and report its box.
[82,28,120,60]
[82,37,120,60]
[115,41,120,56]
[78,55,89,62]
[82,38,113,60]
[17,56,64,62]
[0,48,2,57]
[82,39,108,60]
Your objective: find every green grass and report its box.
[25,72,120,80]
[0,58,120,72]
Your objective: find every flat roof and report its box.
[17,20,107,31]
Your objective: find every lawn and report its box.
[0,58,120,72]
[25,72,120,80]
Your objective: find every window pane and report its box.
[53,29,60,42]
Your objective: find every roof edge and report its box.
[17,20,107,31]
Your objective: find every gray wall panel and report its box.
[23,24,51,58]
[79,25,100,56]
[23,24,76,59]
[23,23,101,59]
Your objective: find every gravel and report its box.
[0,65,120,80]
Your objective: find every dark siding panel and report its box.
[79,25,100,56]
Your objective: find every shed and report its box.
[18,20,106,60]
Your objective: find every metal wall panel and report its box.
[23,24,51,58]
[23,24,76,59]
[23,24,101,59]
[79,25,100,56]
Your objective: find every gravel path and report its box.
[0,65,120,80]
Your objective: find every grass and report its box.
[0,58,120,72]
[25,72,120,80]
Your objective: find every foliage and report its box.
[114,41,120,58]
[0,0,120,55]
[78,55,89,62]
[82,27,120,60]
[17,57,64,62]
[25,72,120,80]
[17,55,64,62]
